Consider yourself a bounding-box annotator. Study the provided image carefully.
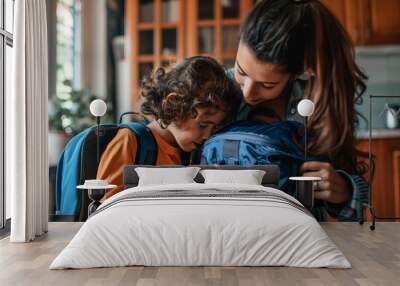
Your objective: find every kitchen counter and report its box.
[357,128,400,139]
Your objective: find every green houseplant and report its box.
[49,90,113,135]
[48,81,114,165]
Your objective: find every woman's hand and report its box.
[299,161,351,204]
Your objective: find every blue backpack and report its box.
[201,120,323,194]
[55,118,157,221]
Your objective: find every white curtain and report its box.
[7,0,49,242]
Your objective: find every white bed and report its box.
[50,182,351,269]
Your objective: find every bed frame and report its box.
[123,165,280,189]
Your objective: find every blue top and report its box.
[226,68,368,221]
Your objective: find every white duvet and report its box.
[50,183,351,269]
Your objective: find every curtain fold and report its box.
[7,0,49,242]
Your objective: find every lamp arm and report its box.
[97,117,100,163]
[304,117,307,161]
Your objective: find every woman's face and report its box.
[168,107,226,152]
[235,41,292,106]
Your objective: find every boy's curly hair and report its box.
[140,56,234,127]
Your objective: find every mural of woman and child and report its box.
[97,0,369,222]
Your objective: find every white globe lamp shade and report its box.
[297,99,315,117]
[90,99,107,117]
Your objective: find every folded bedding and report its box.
[50,183,351,269]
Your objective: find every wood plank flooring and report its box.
[0,222,399,286]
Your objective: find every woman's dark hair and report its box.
[240,0,369,175]
[140,56,234,127]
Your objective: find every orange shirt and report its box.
[97,127,181,200]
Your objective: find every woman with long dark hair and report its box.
[223,0,369,221]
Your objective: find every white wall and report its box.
[113,36,131,119]
[81,0,107,99]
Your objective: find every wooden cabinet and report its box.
[321,0,400,45]
[321,0,358,42]
[358,0,400,45]
[126,0,400,110]
[394,151,400,218]
[186,0,253,66]
[357,138,400,220]
[126,0,253,111]
[126,0,186,111]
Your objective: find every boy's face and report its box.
[168,107,226,152]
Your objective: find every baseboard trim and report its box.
[48,214,75,222]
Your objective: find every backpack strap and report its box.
[120,122,158,165]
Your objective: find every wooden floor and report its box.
[0,222,399,286]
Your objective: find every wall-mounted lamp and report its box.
[289,99,319,210]
[89,99,107,163]
[297,99,315,161]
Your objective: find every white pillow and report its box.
[135,167,201,186]
[200,169,266,185]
